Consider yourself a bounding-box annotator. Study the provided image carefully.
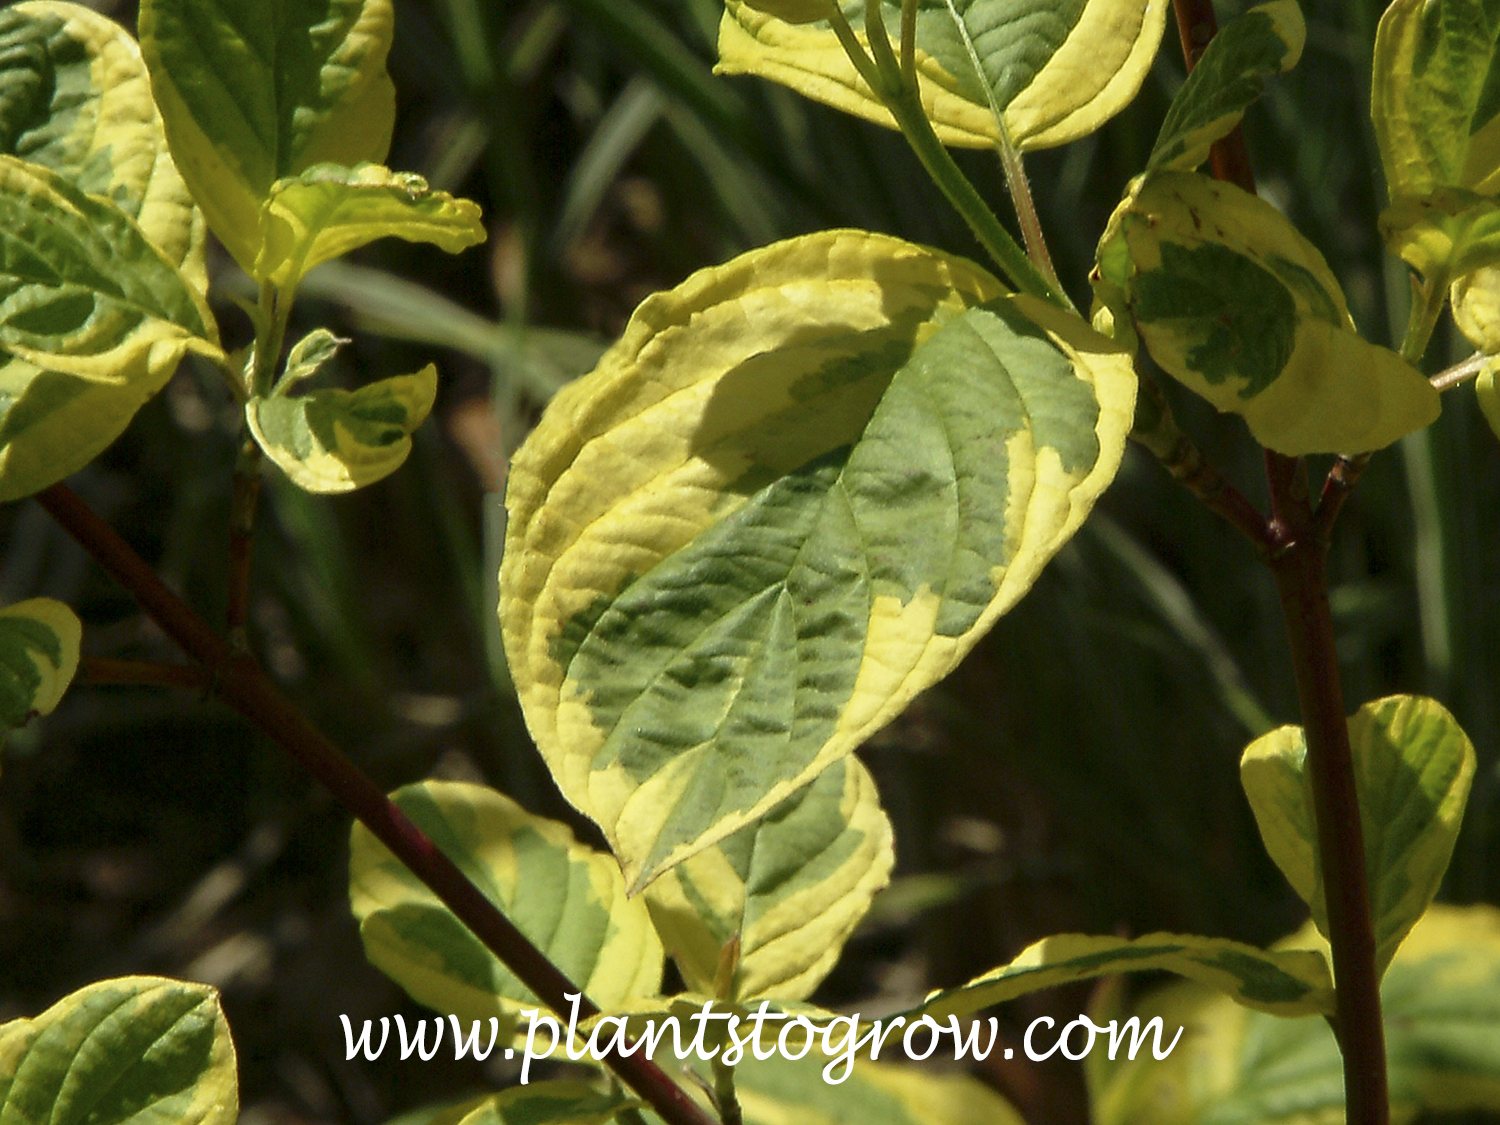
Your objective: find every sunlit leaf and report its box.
[1380,188,1500,283]
[348,781,662,1027]
[0,975,237,1125]
[502,229,1136,891]
[0,358,172,503]
[716,0,1169,150]
[276,328,349,394]
[246,364,436,493]
[1373,0,1500,201]
[1240,694,1475,979]
[1148,0,1304,173]
[0,597,80,731]
[139,0,396,272]
[0,1,206,291]
[643,756,894,1002]
[254,163,486,292]
[1094,170,1439,454]
[1452,264,1500,351]
[0,156,216,385]
[912,931,1333,1021]
[1091,905,1500,1124]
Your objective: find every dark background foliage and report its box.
[1,0,1497,1121]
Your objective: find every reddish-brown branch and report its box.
[77,657,215,692]
[1169,2,1390,1121]
[35,482,718,1125]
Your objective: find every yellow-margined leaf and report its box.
[246,364,436,493]
[1094,170,1438,454]
[1374,0,1500,201]
[1240,695,1475,980]
[348,781,662,1028]
[1092,905,1500,1125]
[0,976,237,1125]
[1147,0,1304,173]
[254,163,486,292]
[0,5,214,501]
[0,155,217,384]
[501,229,1136,891]
[911,931,1333,1021]
[1373,0,1500,283]
[0,2,206,292]
[643,756,894,1002]
[1381,188,1500,283]
[0,597,80,730]
[716,0,1169,150]
[0,357,177,503]
[139,0,396,272]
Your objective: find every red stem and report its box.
[35,483,717,1125]
[1168,2,1390,1121]
[77,657,215,691]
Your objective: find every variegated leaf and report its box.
[1148,0,1304,173]
[246,364,436,493]
[643,756,894,1002]
[0,597,80,730]
[0,976,237,1125]
[1094,170,1439,454]
[139,0,396,272]
[0,155,216,384]
[912,931,1334,1021]
[1091,906,1500,1124]
[348,781,663,1027]
[716,0,1169,150]
[1373,0,1500,201]
[253,163,485,292]
[1241,695,1475,980]
[502,229,1136,891]
[0,1,206,291]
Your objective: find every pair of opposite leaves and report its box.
[501,0,1445,903]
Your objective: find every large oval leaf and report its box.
[139,0,396,272]
[348,781,663,1027]
[1094,170,1439,455]
[502,229,1136,891]
[0,975,237,1125]
[0,596,80,731]
[1240,694,1475,981]
[0,1,206,291]
[1091,905,1500,1125]
[716,0,1169,150]
[643,755,894,1002]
